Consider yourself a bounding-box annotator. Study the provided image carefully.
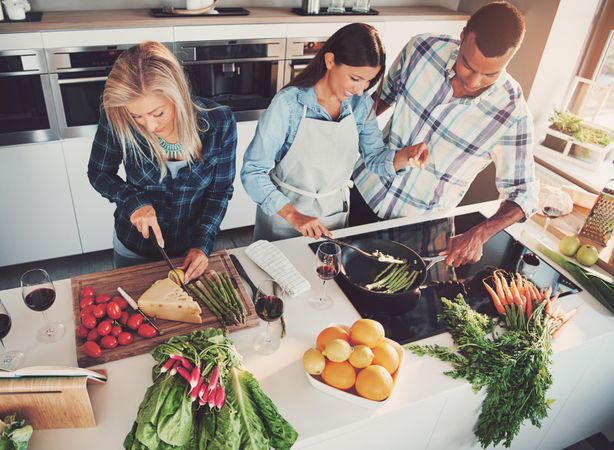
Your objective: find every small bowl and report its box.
[306,334,404,409]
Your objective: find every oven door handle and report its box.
[57,76,108,85]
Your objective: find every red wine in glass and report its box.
[255,295,284,322]
[24,287,56,312]
[316,265,337,281]
[0,313,11,340]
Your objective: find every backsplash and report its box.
[30,0,458,11]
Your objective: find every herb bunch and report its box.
[406,295,557,448]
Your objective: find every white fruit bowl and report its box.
[306,337,404,409]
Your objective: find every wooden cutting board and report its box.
[71,250,258,368]
[531,205,614,276]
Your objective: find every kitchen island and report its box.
[1,201,613,450]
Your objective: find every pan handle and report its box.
[423,255,447,271]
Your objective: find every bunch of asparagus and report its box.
[365,263,420,294]
[187,270,246,327]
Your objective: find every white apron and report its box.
[254,104,360,241]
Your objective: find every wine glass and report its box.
[310,242,341,310]
[253,279,285,355]
[20,269,65,344]
[540,205,563,240]
[0,299,24,371]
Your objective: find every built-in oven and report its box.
[175,38,286,121]
[0,49,59,146]
[283,37,328,85]
[47,43,172,139]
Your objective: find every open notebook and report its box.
[0,366,107,382]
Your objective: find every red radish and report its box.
[169,355,193,370]
[198,382,209,401]
[208,365,220,392]
[190,377,204,402]
[160,358,175,374]
[214,385,225,408]
[170,359,181,376]
[176,366,192,383]
[190,366,201,389]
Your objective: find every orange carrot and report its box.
[483,281,505,315]
[515,273,524,294]
[491,272,506,306]
[543,286,553,302]
[509,279,523,306]
[529,284,541,302]
[498,272,514,305]
[525,294,533,318]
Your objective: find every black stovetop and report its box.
[309,212,581,345]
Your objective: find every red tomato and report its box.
[80,286,95,298]
[111,325,122,337]
[112,296,129,310]
[127,313,143,330]
[106,302,122,320]
[117,332,134,346]
[79,296,95,309]
[76,325,88,339]
[119,311,130,326]
[95,294,111,304]
[97,319,112,336]
[100,335,118,349]
[86,329,100,341]
[80,305,95,319]
[82,314,97,330]
[92,304,106,319]
[137,323,157,338]
[82,341,102,358]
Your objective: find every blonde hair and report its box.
[102,41,206,179]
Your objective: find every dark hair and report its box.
[287,23,385,91]
[465,1,526,57]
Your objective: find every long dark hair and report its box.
[287,23,386,93]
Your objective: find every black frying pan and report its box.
[339,238,445,313]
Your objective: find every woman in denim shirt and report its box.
[88,42,237,280]
[241,23,427,242]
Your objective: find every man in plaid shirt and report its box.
[351,1,539,266]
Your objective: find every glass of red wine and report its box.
[20,269,65,344]
[253,279,285,355]
[0,299,25,371]
[310,242,341,310]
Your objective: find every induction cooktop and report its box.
[309,212,581,345]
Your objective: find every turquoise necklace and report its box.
[158,136,182,159]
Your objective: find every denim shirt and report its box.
[88,97,237,259]
[241,86,396,216]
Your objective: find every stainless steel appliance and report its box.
[175,38,286,121]
[283,37,328,85]
[47,44,172,139]
[0,49,59,146]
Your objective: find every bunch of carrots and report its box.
[482,270,577,337]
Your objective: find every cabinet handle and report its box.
[57,76,108,85]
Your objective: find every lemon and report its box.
[168,269,186,285]
[302,348,326,375]
[348,344,374,369]
[323,338,353,363]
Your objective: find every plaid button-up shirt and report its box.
[88,98,236,259]
[353,34,539,220]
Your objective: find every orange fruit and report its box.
[349,319,385,348]
[371,342,400,374]
[355,365,394,401]
[320,360,356,391]
[316,326,350,352]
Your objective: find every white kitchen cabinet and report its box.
[62,136,118,253]
[220,120,258,230]
[0,142,81,266]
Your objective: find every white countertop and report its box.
[2,200,613,450]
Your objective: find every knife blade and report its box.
[150,235,190,293]
[117,287,164,336]
[229,253,257,302]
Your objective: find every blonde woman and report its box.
[88,41,237,281]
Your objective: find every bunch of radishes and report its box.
[161,355,226,409]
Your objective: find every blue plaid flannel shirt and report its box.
[88,97,237,259]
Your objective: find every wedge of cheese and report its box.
[138,278,202,324]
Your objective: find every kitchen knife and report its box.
[229,253,257,301]
[149,235,190,293]
[117,287,164,336]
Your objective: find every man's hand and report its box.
[130,204,164,248]
[180,248,209,282]
[278,204,333,239]
[441,228,486,267]
[393,143,429,171]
